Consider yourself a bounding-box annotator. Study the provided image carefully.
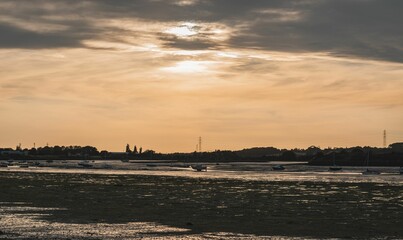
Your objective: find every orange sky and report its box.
[1,1,403,152]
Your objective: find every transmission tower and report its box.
[383,130,387,148]
[199,136,202,152]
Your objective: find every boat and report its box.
[0,162,8,168]
[329,166,342,171]
[191,164,207,172]
[78,160,93,168]
[362,169,381,175]
[329,152,342,171]
[362,151,380,175]
[399,167,403,175]
[272,165,285,171]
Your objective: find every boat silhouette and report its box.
[272,165,285,171]
[329,152,342,171]
[191,164,207,172]
[362,151,380,175]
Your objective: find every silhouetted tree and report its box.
[100,150,108,159]
[142,150,155,158]
[389,142,403,152]
[236,147,281,158]
[315,151,324,158]
[281,150,297,161]
[125,144,131,153]
[133,145,138,154]
[37,146,52,155]
[306,146,322,156]
[82,146,99,156]
[53,145,63,155]
[28,147,37,155]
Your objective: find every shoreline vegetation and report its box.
[1,142,403,166]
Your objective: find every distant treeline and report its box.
[1,143,403,166]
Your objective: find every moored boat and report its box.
[328,152,342,171]
[191,164,207,172]
[272,165,285,171]
[362,168,381,175]
[362,151,380,175]
[78,160,92,168]
[329,166,342,171]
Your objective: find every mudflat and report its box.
[0,171,402,239]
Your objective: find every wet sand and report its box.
[0,164,402,239]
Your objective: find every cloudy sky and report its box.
[1,0,403,152]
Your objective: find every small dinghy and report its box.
[329,152,342,171]
[272,165,285,171]
[362,151,380,175]
[191,164,207,172]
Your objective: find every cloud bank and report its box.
[0,0,402,62]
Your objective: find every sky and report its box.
[1,0,403,152]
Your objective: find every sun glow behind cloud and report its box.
[161,60,215,73]
[164,22,198,37]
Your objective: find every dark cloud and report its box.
[0,0,402,62]
[228,0,403,62]
[159,35,217,50]
[0,1,94,49]
[0,23,82,48]
[88,0,293,23]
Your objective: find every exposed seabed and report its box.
[0,162,402,239]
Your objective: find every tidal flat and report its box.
[0,170,402,239]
